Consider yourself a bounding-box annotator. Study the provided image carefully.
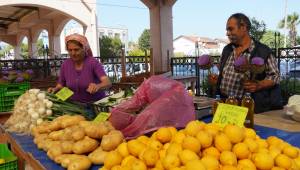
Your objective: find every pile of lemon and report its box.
[100,120,300,170]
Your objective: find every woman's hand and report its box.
[87,83,100,94]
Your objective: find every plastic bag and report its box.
[109,75,195,139]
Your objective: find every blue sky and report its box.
[97,0,300,42]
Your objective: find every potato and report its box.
[61,141,74,154]
[36,122,51,133]
[48,130,64,140]
[48,120,62,131]
[88,146,108,164]
[101,130,124,151]
[61,154,82,168]
[61,115,85,128]
[84,122,110,139]
[67,155,91,170]
[47,146,62,160]
[33,133,48,144]
[72,136,99,154]
[78,121,90,128]
[71,128,85,141]
[103,121,115,131]
[54,154,70,164]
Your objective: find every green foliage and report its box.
[278,12,300,47]
[99,36,122,57]
[21,43,28,59]
[128,48,145,56]
[37,39,45,56]
[138,29,150,51]
[280,78,300,103]
[249,17,266,41]
[261,30,285,48]
[0,44,13,58]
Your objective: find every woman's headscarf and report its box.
[65,33,93,57]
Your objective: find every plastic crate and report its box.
[0,144,18,170]
[0,82,30,112]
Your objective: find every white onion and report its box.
[37,93,46,100]
[46,109,52,116]
[36,119,43,125]
[37,107,46,115]
[46,101,53,108]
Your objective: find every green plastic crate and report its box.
[0,82,30,112]
[0,144,18,170]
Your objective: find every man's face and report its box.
[226,18,246,45]
[67,42,85,62]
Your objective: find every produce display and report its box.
[4,89,88,134]
[286,95,300,122]
[94,88,134,108]
[32,115,124,170]
[0,69,33,83]
[100,120,300,170]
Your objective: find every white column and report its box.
[53,35,61,57]
[31,42,38,58]
[84,9,99,57]
[14,45,21,59]
[142,0,176,74]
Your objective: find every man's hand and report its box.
[243,81,260,93]
[87,83,100,94]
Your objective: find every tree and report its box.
[249,17,266,41]
[138,29,150,51]
[261,30,285,48]
[278,12,300,47]
[21,43,28,59]
[36,39,45,57]
[99,36,122,57]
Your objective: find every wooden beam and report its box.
[0,17,18,22]
[12,6,39,11]
[0,24,8,29]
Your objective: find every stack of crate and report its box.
[0,82,30,112]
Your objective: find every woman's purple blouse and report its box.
[58,57,107,103]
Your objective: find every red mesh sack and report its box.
[109,75,195,139]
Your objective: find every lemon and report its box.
[267,136,283,146]
[275,154,292,169]
[168,127,178,138]
[215,133,232,152]
[252,152,274,170]
[148,139,163,151]
[131,159,147,170]
[202,146,221,160]
[196,130,213,148]
[232,143,250,159]
[283,146,299,158]
[111,165,122,170]
[104,151,122,169]
[162,154,181,169]
[269,147,281,159]
[185,159,206,170]
[156,127,172,143]
[127,139,146,157]
[244,128,256,139]
[224,124,245,144]
[167,143,183,156]
[201,155,220,170]
[116,142,129,157]
[220,151,237,166]
[205,123,221,137]
[137,135,150,145]
[151,131,158,140]
[121,155,137,167]
[294,156,300,168]
[159,149,167,159]
[271,167,285,170]
[243,138,258,153]
[182,136,201,153]
[221,165,239,170]
[142,147,159,167]
[172,131,186,144]
[256,138,269,148]
[238,159,256,169]
[185,120,205,136]
[155,160,164,169]
[178,149,199,165]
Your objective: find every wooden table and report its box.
[254,108,300,132]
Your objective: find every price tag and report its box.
[212,103,248,127]
[93,112,111,123]
[55,87,74,101]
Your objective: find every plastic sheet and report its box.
[109,75,196,138]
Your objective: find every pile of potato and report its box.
[31,115,124,170]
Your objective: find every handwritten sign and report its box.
[93,112,111,123]
[212,103,248,127]
[55,87,74,101]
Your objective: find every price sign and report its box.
[55,87,74,101]
[93,112,111,123]
[212,103,248,127]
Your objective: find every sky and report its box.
[97,0,300,42]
